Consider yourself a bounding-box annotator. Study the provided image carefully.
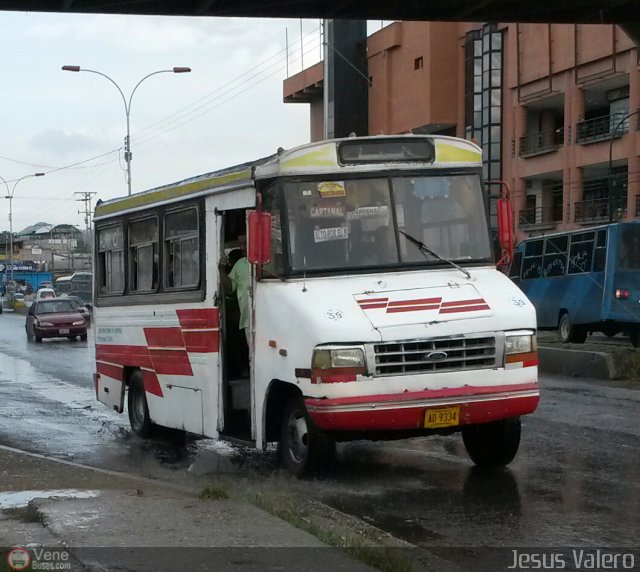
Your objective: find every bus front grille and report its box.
[373,335,496,376]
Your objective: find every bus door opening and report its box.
[218,208,251,439]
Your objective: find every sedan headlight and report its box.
[505,334,537,355]
[38,321,54,326]
[72,320,85,326]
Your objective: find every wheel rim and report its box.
[131,386,146,429]
[560,317,570,340]
[285,408,309,465]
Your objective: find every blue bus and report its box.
[509,222,640,346]
[54,272,93,305]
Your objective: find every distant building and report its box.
[284,22,639,239]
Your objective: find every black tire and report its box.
[279,395,335,478]
[558,313,587,344]
[462,417,522,468]
[128,372,154,438]
[35,335,42,343]
[80,333,88,341]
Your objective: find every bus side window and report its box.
[521,239,543,279]
[508,251,522,279]
[568,232,595,274]
[593,230,607,272]
[543,236,568,277]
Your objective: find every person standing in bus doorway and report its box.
[219,234,250,375]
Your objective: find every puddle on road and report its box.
[0,489,100,509]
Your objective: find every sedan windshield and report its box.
[36,300,76,314]
[283,175,492,273]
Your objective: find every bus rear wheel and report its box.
[559,313,587,343]
[462,417,521,468]
[128,372,154,438]
[279,396,335,478]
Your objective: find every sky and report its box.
[0,11,328,233]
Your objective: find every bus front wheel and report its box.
[128,372,154,438]
[279,396,335,478]
[462,417,521,468]
[559,313,587,344]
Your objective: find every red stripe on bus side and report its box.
[149,349,193,376]
[357,298,388,305]
[144,327,185,349]
[95,344,153,369]
[177,308,220,330]
[183,330,220,353]
[96,362,124,382]
[142,369,164,398]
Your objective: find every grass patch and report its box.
[253,492,412,572]
[198,485,229,500]
[613,347,640,380]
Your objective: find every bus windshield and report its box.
[283,174,492,273]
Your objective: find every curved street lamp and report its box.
[62,65,191,196]
[3,173,45,287]
[608,108,640,223]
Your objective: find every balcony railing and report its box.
[519,128,564,157]
[575,197,627,223]
[575,112,629,144]
[518,205,563,227]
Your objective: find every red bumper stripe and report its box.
[439,305,490,314]
[307,393,539,431]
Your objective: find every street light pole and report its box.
[608,108,640,223]
[3,173,45,288]
[61,66,191,196]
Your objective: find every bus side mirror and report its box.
[247,211,272,265]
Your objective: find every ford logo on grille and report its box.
[425,351,448,362]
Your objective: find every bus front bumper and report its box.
[305,382,539,432]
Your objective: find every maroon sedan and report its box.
[25,299,88,342]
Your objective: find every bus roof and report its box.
[94,135,482,221]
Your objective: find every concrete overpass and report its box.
[3,1,640,45]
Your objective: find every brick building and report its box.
[284,22,639,239]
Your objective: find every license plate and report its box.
[59,329,70,334]
[424,406,460,429]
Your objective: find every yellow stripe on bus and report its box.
[280,145,337,170]
[95,169,251,218]
[435,141,482,165]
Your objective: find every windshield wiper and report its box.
[399,230,471,279]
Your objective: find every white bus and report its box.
[93,135,539,476]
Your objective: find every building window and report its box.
[414,57,423,70]
[164,207,199,289]
[129,217,159,292]
[97,225,124,295]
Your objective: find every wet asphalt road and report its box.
[0,309,639,555]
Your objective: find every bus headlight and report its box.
[311,347,367,382]
[504,332,538,368]
[505,334,537,355]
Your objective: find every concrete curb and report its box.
[538,346,616,380]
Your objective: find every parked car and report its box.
[60,295,91,325]
[35,288,56,302]
[25,299,88,342]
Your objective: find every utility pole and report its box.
[75,191,97,232]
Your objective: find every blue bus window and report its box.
[593,230,607,272]
[568,233,594,274]
[545,236,568,255]
[522,255,542,279]
[525,240,543,257]
[509,251,522,279]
